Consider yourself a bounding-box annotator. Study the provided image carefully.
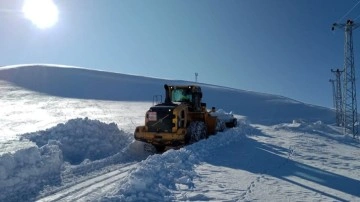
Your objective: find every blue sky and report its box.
[1,0,360,108]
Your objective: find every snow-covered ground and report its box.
[1,65,359,201]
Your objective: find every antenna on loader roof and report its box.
[195,72,198,83]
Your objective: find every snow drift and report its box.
[0,143,62,201]
[0,64,335,125]
[22,118,131,164]
[0,118,132,201]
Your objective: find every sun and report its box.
[22,0,59,29]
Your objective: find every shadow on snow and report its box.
[203,134,360,201]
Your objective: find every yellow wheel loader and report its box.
[134,84,236,152]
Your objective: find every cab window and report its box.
[172,89,192,102]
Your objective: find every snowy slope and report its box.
[0,64,334,124]
[0,64,359,201]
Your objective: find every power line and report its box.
[354,12,360,21]
[332,20,360,138]
[336,0,360,23]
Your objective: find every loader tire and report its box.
[186,121,207,144]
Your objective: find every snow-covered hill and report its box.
[0,64,359,201]
[0,64,334,124]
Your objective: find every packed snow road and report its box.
[37,163,138,202]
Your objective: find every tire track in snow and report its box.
[36,163,137,202]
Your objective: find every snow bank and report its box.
[0,143,62,201]
[105,121,251,201]
[1,118,132,201]
[23,118,132,165]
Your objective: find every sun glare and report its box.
[22,0,59,29]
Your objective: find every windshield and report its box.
[171,89,192,102]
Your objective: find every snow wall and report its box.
[0,118,131,201]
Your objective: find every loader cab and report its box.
[164,84,203,112]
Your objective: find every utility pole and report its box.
[332,20,359,137]
[195,73,198,83]
[331,69,344,126]
[329,78,336,108]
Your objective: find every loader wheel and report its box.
[186,122,207,144]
